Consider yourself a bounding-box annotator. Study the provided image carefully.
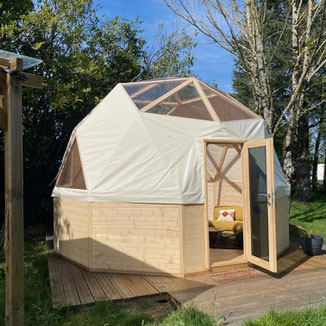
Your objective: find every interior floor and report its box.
[209,232,245,267]
[210,248,245,268]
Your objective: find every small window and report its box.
[56,138,86,189]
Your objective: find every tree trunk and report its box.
[282,104,297,189]
[296,114,311,201]
[312,131,321,190]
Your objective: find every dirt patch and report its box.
[116,295,175,322]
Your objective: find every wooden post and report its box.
[0,54,42,326]
[4,58,24,326]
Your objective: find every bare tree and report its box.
[163,0,326,185]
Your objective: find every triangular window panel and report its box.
[200,84,258,121]
[56,138,86,189]
[147,82,213,121]
[123,78,187,109]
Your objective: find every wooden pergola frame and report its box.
[0,56,42,326]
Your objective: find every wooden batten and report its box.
[214,145,228,181]
[140,79,192,112]
[193,79,220,122]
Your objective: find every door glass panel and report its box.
[248,146,269,261]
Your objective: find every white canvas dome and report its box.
[52,77,289,203]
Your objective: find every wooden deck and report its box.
[48,241,326,325]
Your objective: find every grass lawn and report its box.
[290,187,326,239]
[243,306,326,326]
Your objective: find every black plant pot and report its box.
[300,235,324,256]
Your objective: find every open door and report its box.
[242,138,277,273]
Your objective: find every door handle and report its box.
[258,193,272,206]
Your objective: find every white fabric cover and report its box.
[52,84,290,203]
[217,209,235,221]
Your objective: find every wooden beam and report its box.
[214,145,228,181]
[122,77,187,86]
[140,79,193,112]
[233,144,241,155]
[174,93,182,104]
[0,72,42,89]
[21,73,42,89]
[4,73,24,326]
[133,99,178,106]
[193,79,220,122]
[0,58,10,70]
[166,106,179,116]
[130,83,158,98]
[9,58,23,72]
[207,169,214,181]
[181,93,216,105]
[203,141,210,270]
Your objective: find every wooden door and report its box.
[242,138,277,272]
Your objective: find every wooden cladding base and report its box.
[54,198,206,277]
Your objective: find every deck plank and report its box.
[69,264,95,305]
[94,273,121,300]
[105,273,135,299]
[58,258,81,306]
[172,268,326,325]
[47,254,66,305]
[117,275,148,297]
[134,275,159,295]
[80,269,107,302]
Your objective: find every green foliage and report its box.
[0,0,196,229]
[290,186,326,239]
[150,24,197,78]
[242,306,326,326]
[151,305,222,326]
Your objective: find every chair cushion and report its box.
[209,220,243,233]
[217,209,235,221]
[213,206,243,221]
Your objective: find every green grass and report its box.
[152,305,223,326]
[243,306,326,326]
[290,187,326,239]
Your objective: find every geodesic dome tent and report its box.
[52,77,289,276]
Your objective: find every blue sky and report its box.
[95,0,234,92]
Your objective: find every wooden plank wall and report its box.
[182,205,206,274]
[90,202,182,276]
[53,198,90,267]
[275,195,290,256]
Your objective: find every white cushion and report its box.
[217,209,235,222]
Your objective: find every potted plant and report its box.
[300,230,324,256]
